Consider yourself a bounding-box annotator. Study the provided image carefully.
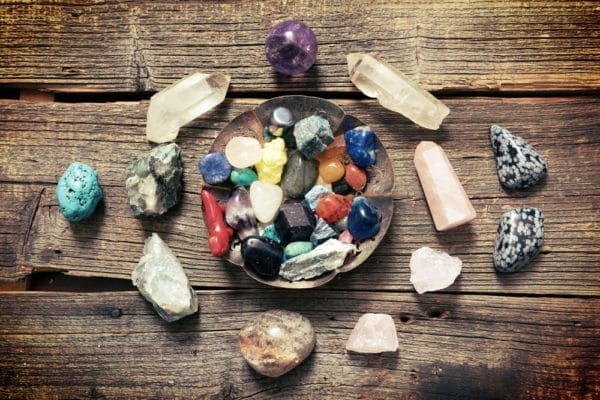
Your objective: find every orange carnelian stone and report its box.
[319,158,345,183]
[315,193,351,223]
[345,163,367,191]
[316,135,346,162]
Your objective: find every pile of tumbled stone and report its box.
[199,108,383,282]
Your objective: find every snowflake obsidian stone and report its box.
[490,125,548,189]
[493,207,544,273]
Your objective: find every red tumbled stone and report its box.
[345,163,367,191]
[315,193,351,223]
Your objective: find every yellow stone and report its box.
[256,138,288,184]
[319,158,345,183]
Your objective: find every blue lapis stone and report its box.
[198,151,232,184]
[344,126,376,168]
[347,196,380,241]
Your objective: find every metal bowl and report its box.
[205,95,394,288]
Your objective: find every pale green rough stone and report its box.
[284,241,314,259]
[279,238,356,281]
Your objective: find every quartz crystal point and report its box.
[414,141,476,231]
[409,247,462,294]
[347,53,449,130]
[146,72,230,143]
[238,310,316,377]
[346,313,399,353]
[279,238,356,281]
[132,233,198,322]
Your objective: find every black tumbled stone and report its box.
[332,178,352,195]
[241,236,283,278]
[274,201,316,243]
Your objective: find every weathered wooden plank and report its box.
[0,290,597,399]
[1,1,599,93]
[0,97,598,294]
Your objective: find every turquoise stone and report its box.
[281,151,318,198]
[284,241,314,259]
[261,224,283,244]
[230,168,258,187]
[56,162,103,222]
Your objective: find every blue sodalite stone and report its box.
[293,115,334,159]
[347,196,380,241]
[310,218,339,246]
[490,125,548,189]
[493,207,544,273]
[345,126,376,168]
[56,162,103,222]
[198,151,232,184]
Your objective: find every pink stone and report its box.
[346,313,399,353]
[409,247,462,294]
[338,230,354,244]
[414,141,476,231]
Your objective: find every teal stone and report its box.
[281,151,318,198]
[284,241,314,259]
[293,115,334,159]
[230,168,258,187]
[56,162,103,222]
[261,224,283,244]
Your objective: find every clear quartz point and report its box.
[347,53,449,130]
[146,72,231,143]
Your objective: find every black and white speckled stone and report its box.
[490,125,547,189]
[493,207,544,273]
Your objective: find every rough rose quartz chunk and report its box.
[409,247,462,294]
[414,141,476,231]
[346,313,399,353]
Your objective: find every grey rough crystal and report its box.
[493,207,544,273]
[132,233,198,322]
[490,125,548,189]
[293,115,334,159]
[125,143,183,218]
[310,218,338,246]
[279,238,356,281]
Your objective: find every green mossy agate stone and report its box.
[56,162,103,222]
[125,143,183,218]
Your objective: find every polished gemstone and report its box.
[274,201,316,243]
[279,239,356,281]
[198,151,231,185]
[238,310,316,377]
[270,106,294,132]
[490,125,548,189]
[249,181,283,223]
[281,151,318,198]
[332,178,352,195]
[304,185,332,212]
[241,236,284,278]
[315,134,346,163]
[225,136,263,168]
[347,53,449,130]
[346,313,398,353]
[225,186,259,240]
[125,143,183,218]
[132,233,198,322]
[319,158,345,183]
[414,141,476,231]
[256,138,288,184]
[316,193,351,223]
[201,189,234,256]
[56,162,103,222]
[345,126,376,168]
[310,218,339,246]
[265,20,318,76]
[347,196,380,241]
[345,163,367,191]
[493,207,544,273]
[146,72,230,143]
[293,115,334,159]
[338,230,354,244]
[284,241,314,259]
[230,167,258,187]
[261,224,283,244]
[409,247,462,294]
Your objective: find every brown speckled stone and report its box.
[238,309,316,377]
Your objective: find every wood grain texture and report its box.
[0,97,598,294]
[1,1,599,93]
[0,290,598,399]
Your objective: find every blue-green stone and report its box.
[230,168,258,187]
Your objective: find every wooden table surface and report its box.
[1,2,599,399]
